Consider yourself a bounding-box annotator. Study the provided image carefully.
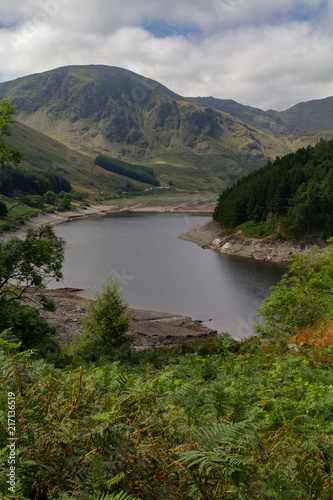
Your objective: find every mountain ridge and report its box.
[1,65,332,194]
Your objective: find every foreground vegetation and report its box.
[0,227,333,499]
[213,138,333,240]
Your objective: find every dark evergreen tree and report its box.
[0,200,7,218]
[213,138,333,238]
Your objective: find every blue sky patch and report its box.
[142,19,202,38]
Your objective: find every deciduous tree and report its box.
[0,100,22,167]
[0,224,65,310]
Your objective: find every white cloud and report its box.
[0,0,332,110]
[1,0,328,32]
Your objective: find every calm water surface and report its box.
[52,213,286,338]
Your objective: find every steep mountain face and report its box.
[0,66,286,170]
[187,96,333,138]
[0,65,332,193]
[278,96,333,135]
[185,97,288,136]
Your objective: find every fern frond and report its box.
[91,492,138,500]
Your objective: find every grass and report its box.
[101,192,217,207]
[237,217,280,239]
[6,202,38,219]
[0,197,40,234]
[7,121,229,197]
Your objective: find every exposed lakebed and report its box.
[51,212,286,338]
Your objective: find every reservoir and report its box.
[52,212,286,339]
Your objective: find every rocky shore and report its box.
[179,220,327,262]
[39,288,217,350]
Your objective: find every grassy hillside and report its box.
[0,65,289,185]
[2,118,194,233]
[0,66,332,200]
[5,120,236,196]
[6,120,181,195]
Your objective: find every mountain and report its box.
[0,65,289,192]
[187,96,333,138]
[185,97,288,136]
[0,65,332,194]
[278,97,333,135]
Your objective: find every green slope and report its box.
[279,96,333,135]
[187,95,333,138]
[1,65,332,195]
[0,65,289,189]
[6,120,168,195]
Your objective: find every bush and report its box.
[23,194,44,208]
[58,195,71,211]
[0,300,57,351]
[72,191,87,201]
[257,239,333,343]
[69,277,132,360]
[43,190,57,204]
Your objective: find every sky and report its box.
[0,0,332,110]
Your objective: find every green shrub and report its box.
[257,238,333,342]
[58,195,71,211]
[69,277,132,360]
[0,300,57,351]
[71,191,87,201]
[23,194,44,209]
[43,190,57,204]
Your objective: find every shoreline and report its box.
[1,199,215,241]
[179,220,328,262]
[8,203,217,347]
[39,288,217,350]
[1,204,121,241]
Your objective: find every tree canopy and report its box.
[0,100,71,199]
[95,154,160,186]
[0,224,65,309]
[213,138,333,238]
[0,100,22,167]
[0,224,65,350]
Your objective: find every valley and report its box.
[1,64,332,204]
[2,3,333,498]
